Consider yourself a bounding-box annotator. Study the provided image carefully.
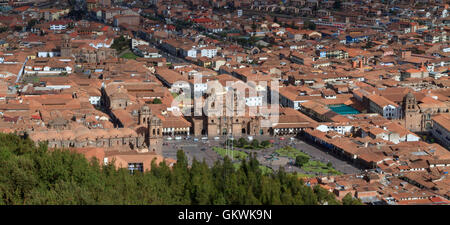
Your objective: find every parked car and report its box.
[214,136,220,140]
[175,136,182,140]
[193,138,199,142]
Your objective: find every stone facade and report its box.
[73,47,116,64]
[403,92,450,132]
[30,106,164,154]
[60,34,72,57]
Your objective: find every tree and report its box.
[261,140,271,148]
[327,162,333,168]
[251,139,260,149]
[251,23,257,31]
[224,139,234,147]
[237,138,248,148]
[26,19,38,31]
[111,36,130,52]
[333,0,342,10]
[13,26,23,32]
[303,20,316,30]
[295,155,309,167]
[342,193,363,205]
[152,98,162,104]
[0,133,358,205]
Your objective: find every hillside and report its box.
[0,133,361,205]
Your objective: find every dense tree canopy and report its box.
[0,133,359,205]
[111,36,131,53]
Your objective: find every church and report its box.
[29,105,163,155]
[60,34,117,64]
[403,92,450,133]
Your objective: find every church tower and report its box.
[403,92,421,131]
[231,89,243,136]
[139,105,151,125]
[61,34,72,57]
[148,115,163,155]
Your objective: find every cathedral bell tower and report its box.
[148,115,163,155]
[139,105,151,125]
[61,34,72,57]
[403,92,420,131]
[231,89,243,136]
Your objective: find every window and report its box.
[128,163,143,174]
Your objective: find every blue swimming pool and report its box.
[328,104,360,115]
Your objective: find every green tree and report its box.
[237,137,248,148]
[303,20,316,30]
[261,140,271,148]
[333,0,342,10]
[295,155,309,167]
[251,139,260,149]
[13,26,23,32]
[0,133,357,205]
[26,19,38,30]
[342,193,363,205]
[152,98,162,104]
[111,36,130,52]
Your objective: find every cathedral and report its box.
[60,34,117,64]
[138,105,163,154]
[403,92,450,132]
[29,105,163,155]
[189,91,270,137]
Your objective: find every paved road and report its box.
[162,139,220,166]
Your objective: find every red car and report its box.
[279,137,285,140]
[269,139,275,143]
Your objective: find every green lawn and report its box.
[120,52,139,60]
[275,146,342,176]
[275,146,310,159]
[227,139,272,150]
[302,161,342,175]
[213,147,248,160]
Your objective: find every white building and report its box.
[200,47,217,58]
[431,114,450,148]
[89,96,101,106]
[237,9,243,17]
[367,95,402,119]
[131,38,149,49]
[50,24,67,31]
[316,123,353,135]
[37,51,60,58]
